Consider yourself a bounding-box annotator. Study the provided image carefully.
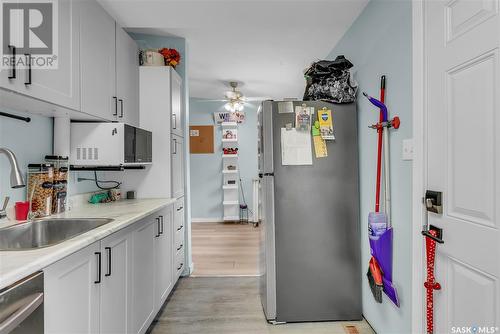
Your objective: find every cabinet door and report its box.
[131,216,157,334]
[78,0,116,121]
[155,207,174,309]
[0,0,19,91]
[116,26,139,126]
[171,135,185,198]
[170,69,183,137]
[0,0,80,110]
[100,227,133,334]
[21,0,80,110]
[44,242,100,334]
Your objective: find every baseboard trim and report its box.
[191,217,223,223]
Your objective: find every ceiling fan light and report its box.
[224,103,232,111]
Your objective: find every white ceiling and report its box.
[99,0,368,100]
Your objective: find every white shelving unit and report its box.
[221,122,239,221]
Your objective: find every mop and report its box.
[364,85,401,307]
[366,77,386,303]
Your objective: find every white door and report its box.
[171,69,183,137]
[19,0,80,110]
[171,135,185,198]
[116,26,139,126]
[131,216,157,334]
[78,0,116,121]
[44,242,100,334]
[100,227,133,334]
[155,207,174,309]
[425,1,500,332]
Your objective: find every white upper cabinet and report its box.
[78,0,116,121]
[0,0,80,110]
[115,26,140,126]
[170,70,183,137]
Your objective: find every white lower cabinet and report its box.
[155,207,174,310]
[100,227,133,334]
[44,204,181,334]
[44,242,100,334]
[174,197,186,279]
[131,215,157,334]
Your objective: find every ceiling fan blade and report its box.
[243,97,270,101]
[198,99,229,102]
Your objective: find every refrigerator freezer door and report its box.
[272,101,361,322]
[259,174,277,320]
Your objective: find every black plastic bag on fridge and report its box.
[303,55,358,104]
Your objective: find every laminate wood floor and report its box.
[191,222,260,276]
[149,277,374,334]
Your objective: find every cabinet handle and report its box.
[155,217,160,237]
[176,225,183,231]
[177,263,183,271]
[177,244,183,251]
[112,97,118,116]
[94,252,102,284]
[24,54,31,85]
[172,114,177,129]
[176,206,183,211]
[159,215,164,235]
[105,247,112,277]
[8,45,16,79]
[172,138,177,154]
[119,99,124,118]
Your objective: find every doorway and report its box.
[189,99,261,277]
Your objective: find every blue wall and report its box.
[0,109,53,203]
[190,99,258,220]
[327,0,413,333]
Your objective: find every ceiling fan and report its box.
[201,81,267,111]
[224,82,245,112]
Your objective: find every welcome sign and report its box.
[214,111,245,124]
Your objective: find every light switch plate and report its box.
[402,139,414,160]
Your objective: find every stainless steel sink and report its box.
[0,218,114,251]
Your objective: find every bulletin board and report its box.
[189,125,214,154]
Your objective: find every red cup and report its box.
[15,201,30,221]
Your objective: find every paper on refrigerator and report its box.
[281,128,313,165]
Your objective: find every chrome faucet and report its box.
[0,148,25,188]
[0,148,26,220]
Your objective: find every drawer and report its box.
[175,229,184,254]
[174,198,184,231]
[175,248,185,277]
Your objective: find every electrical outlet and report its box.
[402,139,414,161]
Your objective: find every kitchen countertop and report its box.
[0,198,176,289]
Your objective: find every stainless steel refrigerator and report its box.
[258,100,361,323]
